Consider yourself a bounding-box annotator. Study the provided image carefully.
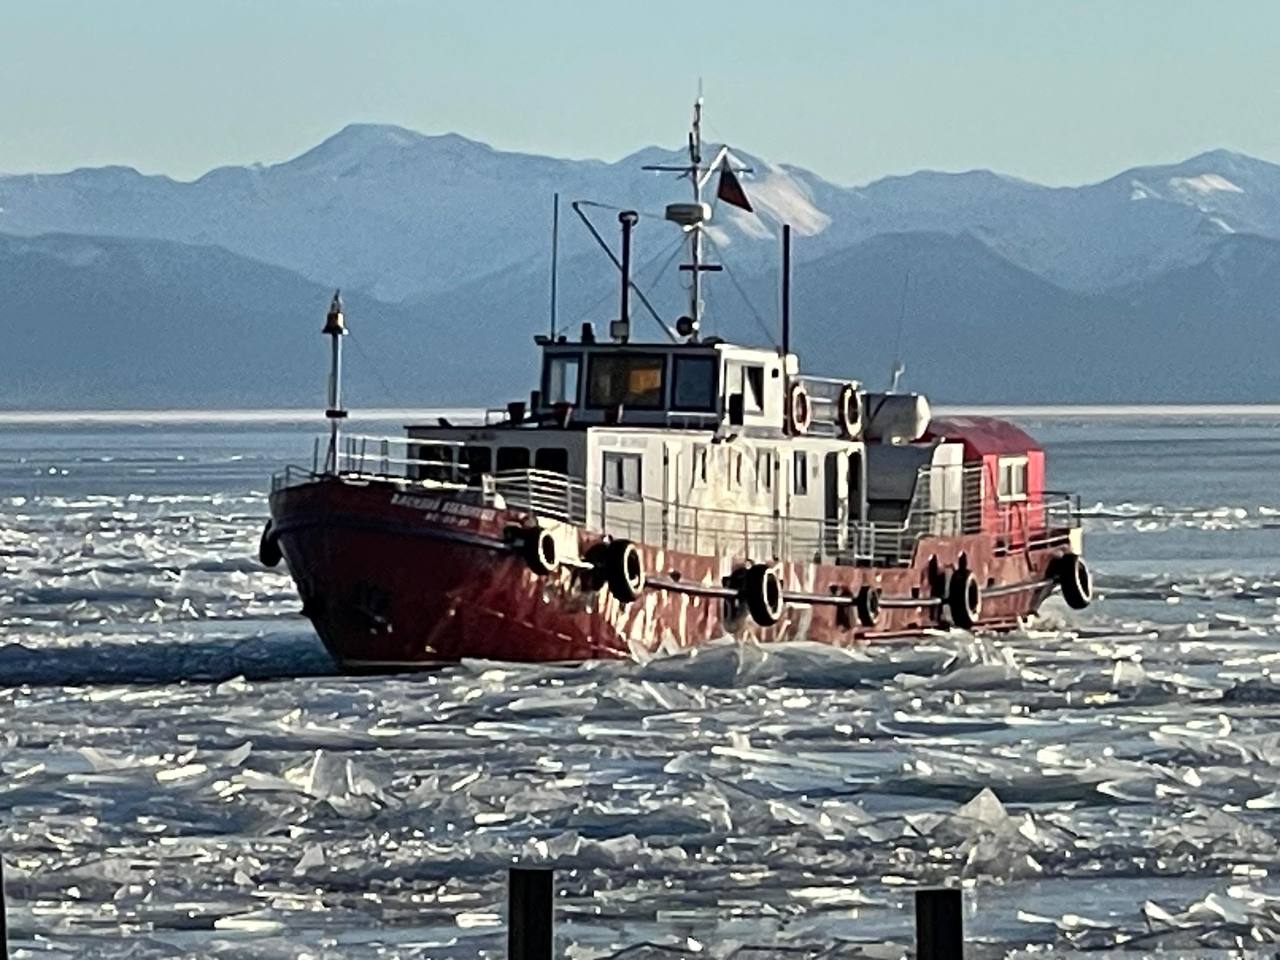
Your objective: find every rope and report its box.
[702,230,778,348]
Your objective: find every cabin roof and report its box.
[927,416,1041,456]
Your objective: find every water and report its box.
[4,412,1280,957]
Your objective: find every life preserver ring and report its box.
[606,538,645,602]
[742,563,785,626]
[948,567,982,630]
[787,382,812,436]
[1056,553,1092,610]
[522,527,559,576]
[258,520,282,568]
[838,383,862,439]
[855,584,881,627]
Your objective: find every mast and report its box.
[640,94,749,342]
[322,290,347,474]
[688,96,705,333]
[549,192,560,339]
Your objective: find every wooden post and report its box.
[508,868,553,960]
[1,856,9,960]
[915,887,963,959]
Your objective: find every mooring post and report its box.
[915,887,963,960]
[1,855,9,960]
[508,868,553,960]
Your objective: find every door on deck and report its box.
[824,451,848,557]
[661,442,680,549]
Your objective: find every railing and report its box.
[272,436,1080,565]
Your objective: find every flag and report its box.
[716,165,753,212]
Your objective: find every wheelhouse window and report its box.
[673,355,717,410]
[544,354,581,405]
[997,455,1029,502]
[743,365,765,414]
[587,353,665,409]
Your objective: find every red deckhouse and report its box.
[260,100,1092,669]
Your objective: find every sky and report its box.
[5,0,1280,187]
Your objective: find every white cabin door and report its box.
[662,442,679,549]
[824,451,849,556]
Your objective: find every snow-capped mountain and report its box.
[5,125,1280,303]
[6,127,1280,406]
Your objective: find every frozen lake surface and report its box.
[4,412,1280,957]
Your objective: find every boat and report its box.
[261,99,1093,669]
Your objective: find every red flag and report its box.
[716,165,753,212]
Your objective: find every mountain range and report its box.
[4,124,1280,407]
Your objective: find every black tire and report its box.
[1057,553,1092,610]
[743,563,785,627]
[855,585,881,627]
[258,520,282,568]
[523,527,559,576]
[606,538,645,602]
[948,567,982,630]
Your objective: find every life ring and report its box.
[787,382,812,436]
[948,567,982,630]
[838,383,862,439]
[742,563,785,626]
[258,520,282,568]
[855,584,881,627]
[1056,553,1092,610]
[522,527,559,576]
[606,538,645,602]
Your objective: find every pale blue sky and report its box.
[5,0,1280,186]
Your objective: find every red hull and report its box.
[269,478,1069,668]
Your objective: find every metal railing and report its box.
[272,436,1080,566]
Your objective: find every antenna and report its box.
[549,192,560,339]
[781,223,792,358]
[888,270,911,392]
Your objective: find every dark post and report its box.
[1,856,9,960]
[915,887,963,959]
[781,223,792,357]
[508,868,553,960]
[618,210,639,335]
[549,192,560,339]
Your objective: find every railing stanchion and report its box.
[508,868,553,960]
[915,887,963,960]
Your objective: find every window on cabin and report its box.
[997,455,1029,501]
[545,355,581,405]
[673,355,717,410]
[419,444,454,482]
[743,365,765,414]
[587,354,665,409]
[462,446,492,482]
[603,452,642,498]
[534,447,569,474]
[693,444,708,485]
[757,449,773,492]
[793,451,808,495]
[496,447,530,472]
